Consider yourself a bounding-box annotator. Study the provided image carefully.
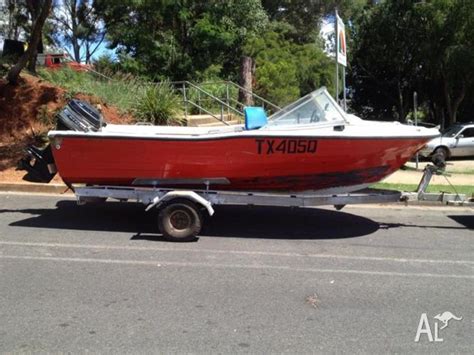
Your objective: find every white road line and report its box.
[0,240,473,265]
[0,254,472,279]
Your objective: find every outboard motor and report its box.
[56,99,105,132]
[18,99,105,182]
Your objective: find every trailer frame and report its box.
[72,165,441,241]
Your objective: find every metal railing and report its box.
[171,80,281,125]
[215,81,281,113]
[84,68,280,125]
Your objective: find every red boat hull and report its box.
[51,135,429,191]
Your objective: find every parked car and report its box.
[419,122,474,160]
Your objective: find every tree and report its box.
[7,0,52,84]
[244,22,333,106]
[238,56,255,106]
[1,0,28,41]
[349,0,474,125]
[349,0,426,122]
[261,0,366,44]
[419,0,474,125]
[51,0,105,63]
[25,0,43,72]
[94,0,268,80]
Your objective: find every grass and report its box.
[38,68,184,125]
[38,68,245,125]
[403,162,474,175]
[373,182,474,196]
[39,67,141,114]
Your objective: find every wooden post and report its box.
[238,56,254,107]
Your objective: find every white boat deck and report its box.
[103,123,246,136]
[48,120,439,140]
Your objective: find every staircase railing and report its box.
[213,81,281,113]
[85,68,280,126]
[172,81,245,125]
[171,80,281,125]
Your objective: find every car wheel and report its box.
[434,147,449,159]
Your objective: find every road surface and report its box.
[0,193,472,353]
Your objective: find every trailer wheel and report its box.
[157,199,202,242]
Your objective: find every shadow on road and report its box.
[448,215,474,230]
[4,200,382,241]
[201,205,377,239]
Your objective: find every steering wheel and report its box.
[310,109,321,123]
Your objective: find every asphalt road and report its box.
[0,193,472,353]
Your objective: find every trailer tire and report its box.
[157,199,202,242]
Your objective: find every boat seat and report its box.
[244,107,267,130]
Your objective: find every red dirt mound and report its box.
[0,73,134,173]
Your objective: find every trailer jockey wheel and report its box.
[158,199,202,242]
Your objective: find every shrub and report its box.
[133,82,184,126]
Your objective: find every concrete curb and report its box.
[0,182,73,195]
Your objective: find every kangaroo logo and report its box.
[415,311,463,342]
[433,311,462,330]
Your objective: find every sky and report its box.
[320,17,336,58]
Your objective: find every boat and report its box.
[22,87,439,193]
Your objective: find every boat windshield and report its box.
[266,88,346,126]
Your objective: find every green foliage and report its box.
[349,0,474,124]
[255,59,300,106]
[94,0,268,80]
[349,0,426,121]
[38,67,139,113]
[92,54,119,75]
[133,82,184,126]
[40,68,185,126]
[261,0,365,44]
[245,23,333,106]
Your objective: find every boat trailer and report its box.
[72,165,444,242]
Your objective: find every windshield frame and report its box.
[265,87,348,126]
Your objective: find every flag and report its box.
[336,14,347,67]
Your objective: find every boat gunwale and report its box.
[47,131,440,141]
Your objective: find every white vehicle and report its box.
[419,123,474,160]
